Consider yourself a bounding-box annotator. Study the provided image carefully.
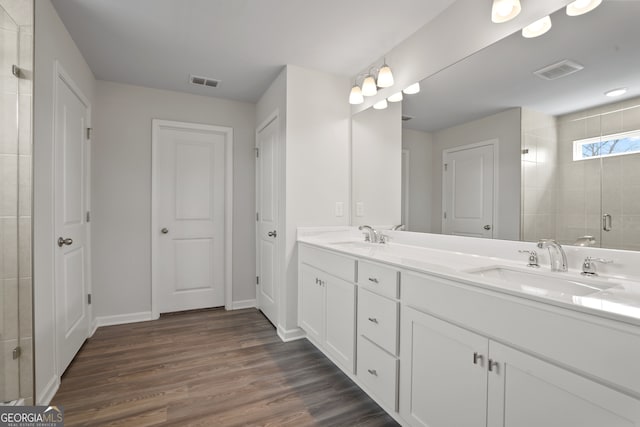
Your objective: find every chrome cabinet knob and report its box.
[161,228,169,234]
[57,237,73,247]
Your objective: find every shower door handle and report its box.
[602,214,612,232]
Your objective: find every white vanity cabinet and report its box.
[298,244,357,373]
[400,271,640,427]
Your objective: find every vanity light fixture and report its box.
[566,0,602,16]
[388,91,403,102]
[605,88,627,97]
[376,62,394,88]
[491,0,521,23]
[403,82,420,95]
[373,99,388,110]
[361,74,378,97]
[349,84,364,105]
[522,15,552,38]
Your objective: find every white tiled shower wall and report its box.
[0,0,32,405]
[557,98,640,250]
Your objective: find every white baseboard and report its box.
[37,375,60,406]
[277,325,305,342]
[94,311,154,328]
[230,299,256,310]
[90,318,99,337]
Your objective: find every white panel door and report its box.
[155,122,226,313]
[256,116,279,325]
[443,143,495,238]
[54,68,90,374]
[400,307,488,427]
[324,276,356,373]
[487,341,640,427]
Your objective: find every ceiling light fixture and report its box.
[376,61,394,88]
[522,15,552,38]
[388,92,403,103]
[605,88,627,97]
[403,82,420,95]
[349,84,364,105]
[491,0,522,23]
[361,75,378,97]
[373,99,388,110]
[566,0,602,16]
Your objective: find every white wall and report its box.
[283,65,351,332]
[33,0,95,404]
[352,103,402,227]
[92,80,256,319]
[402,128,433,232]
[431,108,522,240]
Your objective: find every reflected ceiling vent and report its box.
[534,60,584,81]
[401,115,414,121]
[189,74,220,88]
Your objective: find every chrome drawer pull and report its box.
[473,352,483,365]
[367,369,378,376]
[368,277,379,283]
[488,359,499,373]
[368,317,378,324]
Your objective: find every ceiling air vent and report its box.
[534,60,584,81]
[402,115,414,121]
[189,74,221,88]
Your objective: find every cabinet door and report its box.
[487,341,640,427]
[299,264,325,343]
[325,276,356,373]
[400,307,489,427]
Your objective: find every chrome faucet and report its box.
[536,239,568,272]
[358,225,379,243]
[392,224,405,231]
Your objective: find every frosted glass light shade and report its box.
[566,0,602,16]
[362,75,377,96]
[377,64,394,88]
[373,99,388,110]
[491,0,521,23]
[605,88,627,97]
[403,82,420,95]
[349,85,364,104]
[522,15,552,38]
[388,92,403,102]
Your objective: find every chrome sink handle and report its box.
[358,225,379,243]
[581,257,613,276]
[518,250,539,268]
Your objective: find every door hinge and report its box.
[255,147,259,158]
[88,294,92,305]
[444,163,448,171]
[11,65,21,78]
[12,346,21,360]
[256,212,259,221]
[86,211,91,222]
[443,211,447,219]
[86,127,93,140]
[256,276,260,285]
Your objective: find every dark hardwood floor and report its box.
[52,308,399,426]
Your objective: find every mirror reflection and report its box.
[398,0,640,250]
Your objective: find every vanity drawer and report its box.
[358,260,399,299]
[357,336,399,411]
[299,244,355,282]
[358,288,399,356]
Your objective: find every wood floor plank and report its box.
[53,308,398,426]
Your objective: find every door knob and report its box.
[267,230,277,238]
[57,237,73,247]
[161,228,169,234]
[483,225,492,230]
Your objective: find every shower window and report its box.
[573,129,640,161]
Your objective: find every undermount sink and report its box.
[466,266,616,298]
[328,241,383,250]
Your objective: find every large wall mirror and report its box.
[353,0,640,251]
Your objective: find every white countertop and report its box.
[297,227,640,327]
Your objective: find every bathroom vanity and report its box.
[297,228,640,427]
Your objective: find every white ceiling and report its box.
[51,0,456,102]
[403,0,640,132]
